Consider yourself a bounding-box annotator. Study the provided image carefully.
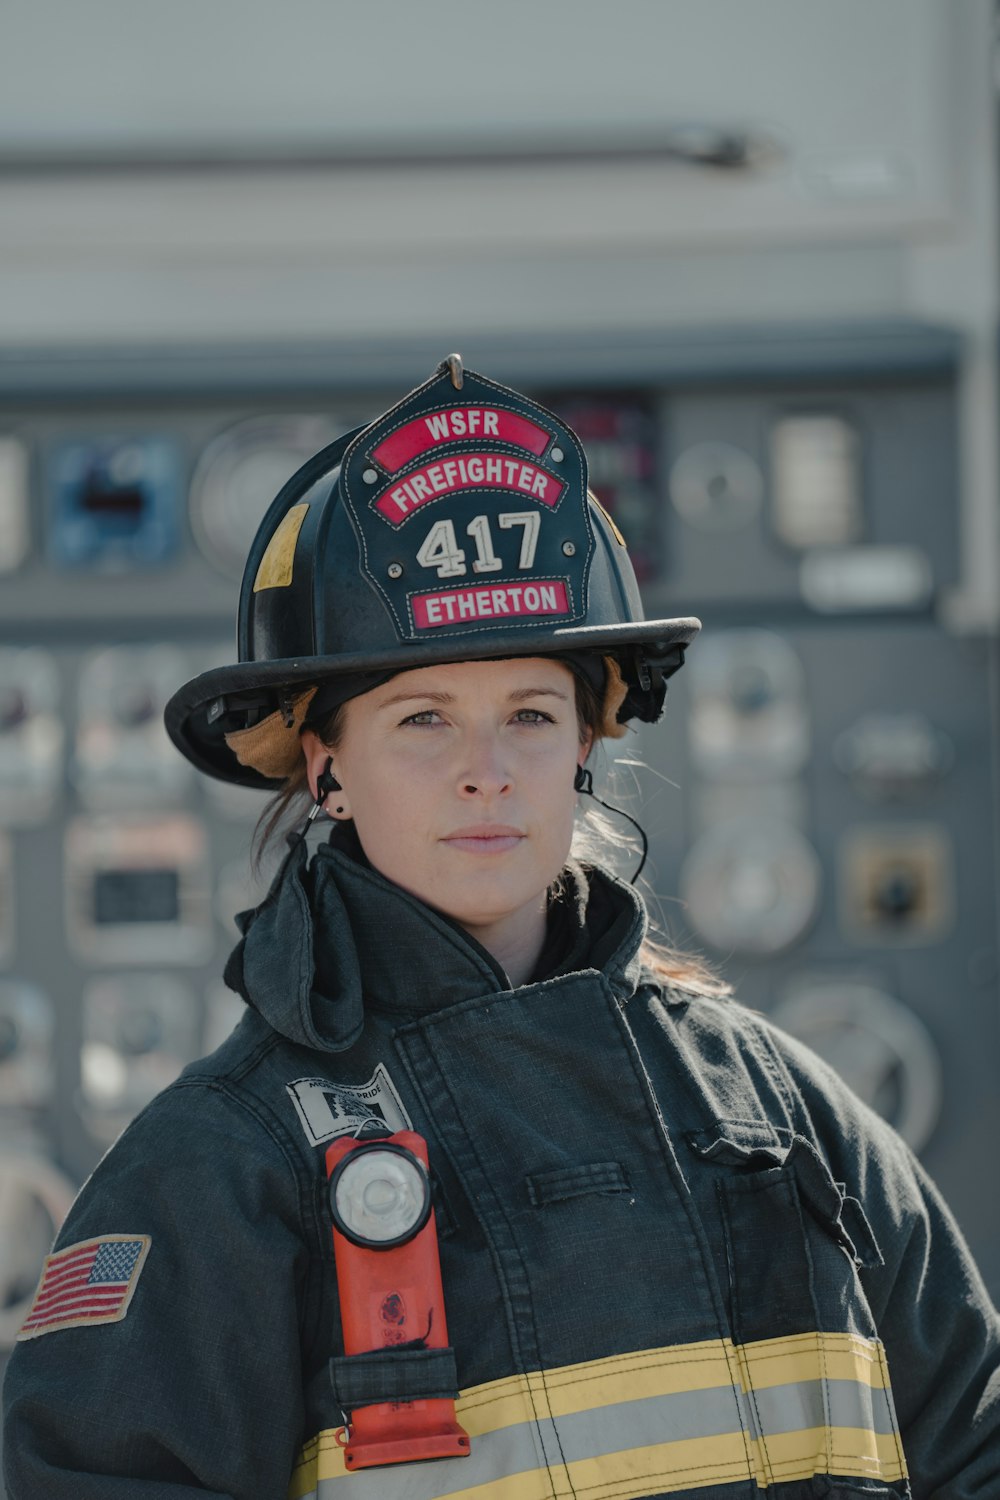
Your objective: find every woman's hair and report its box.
[253,731,330,870]
[252,664,726,996]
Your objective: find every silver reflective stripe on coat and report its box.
[290,1331,907,1500]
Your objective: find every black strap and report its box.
[330,1345,459,1411]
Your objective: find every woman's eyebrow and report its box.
[507,687,570,702]
[376,689,456,709]
[375,685,570,709]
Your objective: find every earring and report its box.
[574,765,592,794]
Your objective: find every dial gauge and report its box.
[190,415,338,578]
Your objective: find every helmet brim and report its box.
[165,615,700,789]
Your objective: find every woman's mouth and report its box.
[441,825,525,854]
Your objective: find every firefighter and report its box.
[4,357,999,1498]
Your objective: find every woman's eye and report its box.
[513,709,555,725]
[399,707,555,727]
[400,710,442,727]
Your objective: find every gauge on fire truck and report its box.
[772,979,942,1153]
[669,441,763,532]
[838,823,954,946]
[189,414,338,579]
[680,818,822,956]
[0,981,55,1110]
[64,815,212,965]
[47,436,181,571]
[0,436,30,574]
[74,645,191,811]
[0,647,64,826]
[687,628,810,780]
[80,974,201,1144]
[833,712,954,801]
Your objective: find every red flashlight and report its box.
[325,1131,470,1470]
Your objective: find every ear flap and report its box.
[600,657,630,739]
[225,687,317,778]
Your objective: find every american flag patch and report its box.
[18,1234,151,1341]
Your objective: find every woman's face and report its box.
[301,657,590,939]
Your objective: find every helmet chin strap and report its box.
[573,766,648,886]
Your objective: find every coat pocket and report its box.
[688,1122,883,1343]
[686,1122,908,1496]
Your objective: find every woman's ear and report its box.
[299,729,327,801]
[300,729,349,816]
[577,728,594,767]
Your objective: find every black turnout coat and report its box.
[5,833,1000,1499]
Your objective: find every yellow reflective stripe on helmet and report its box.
[253,503,309,592]
[289,1331,906,1500]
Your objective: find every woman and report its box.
[4,358,999,1498]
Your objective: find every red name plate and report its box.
[372,408,552,473]
[411,579,570,629]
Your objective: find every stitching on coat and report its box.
[172,1076,332,1359]
[737,1017,799,1130]
[428,1056,577,1499]
[877,1337,908,1479]
[392,1032,571,1500]
[755,1021,811,1133]
[290,860,322,1045]
[293,1432,754,1491]
[526,1162,630,1208]
[557,1454,751,1492]
[603,982,752,1469]
[788,1169,828,1480]
[401,968,597,1029]
[321,850,502,991]
[452,1341,745,1411]
[716,1179,758,1483]
[220,1027,283,1084]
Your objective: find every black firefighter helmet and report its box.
[165,357,701,789]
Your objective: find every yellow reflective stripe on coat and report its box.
[289,1331,907,1500]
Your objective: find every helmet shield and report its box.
[337,364,593,642]
[166,359,701,787]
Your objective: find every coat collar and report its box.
[224,829,648,1053]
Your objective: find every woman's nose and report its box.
[458,734,512,798]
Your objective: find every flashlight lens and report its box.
[331,1145,431,1247]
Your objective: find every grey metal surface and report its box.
[0,323,961,402]
[0,333,996,1491]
